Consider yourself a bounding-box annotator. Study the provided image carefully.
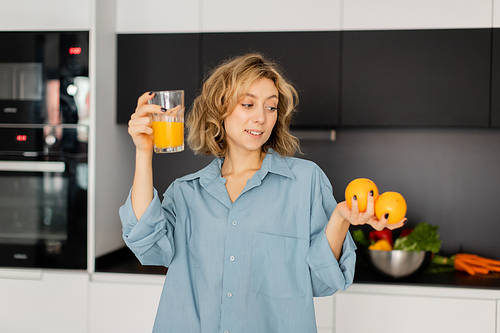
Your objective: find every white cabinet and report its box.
[116,0,341,33]
[115,0,200,33]
[494,0,500,27]
[202,0,341,32]
[0,0,90,31]
[89,274,336,333]
[335,284,499,333]
[497,300,500,333]
[0,270,89,333]
[89,273,164,333]
[343,0,493,30]
[314,295,335,333]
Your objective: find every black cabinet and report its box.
[341,29,491,127]
[491,28,500,128]
[116,34,200,124]
[202,31,340,128]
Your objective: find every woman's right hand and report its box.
[128,92,162,152]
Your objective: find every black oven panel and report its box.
[0,31,89,125]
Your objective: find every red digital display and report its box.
[69,47,82,55]
[16,135,27,142]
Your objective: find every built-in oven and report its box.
[0,125,87,269]
[0,31,89,269]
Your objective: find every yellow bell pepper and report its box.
[368,239,393,251]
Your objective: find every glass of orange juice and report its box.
[148,90,184,153]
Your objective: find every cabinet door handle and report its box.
[0,161,65,173]
[0,269,43,280]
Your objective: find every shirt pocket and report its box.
[250,232,308,300]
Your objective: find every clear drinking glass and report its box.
[148,90,184,153]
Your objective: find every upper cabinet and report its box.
[491,0,500,127]
[341,29,491,127]
[201,0,342,128]
[343,0,493,31]
[116,34,200,124]
[491,30,500,128]
[202,0,341,32]
[115,0,200,33]
[341,0,493,127]
[115,0,202,123]
[115,0,499,129]
[116,0,342,127]
[202,31,340,128]
[0,1,90,31]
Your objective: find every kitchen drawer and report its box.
[314,295,334,331]
[335,292,496,333]
[89,274,164,333]
[497,300,500,333]
[0,270,89,333]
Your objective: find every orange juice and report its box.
[152,121,184,148]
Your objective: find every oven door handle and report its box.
[0,161,65,173]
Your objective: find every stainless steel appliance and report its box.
[0,32,89,269]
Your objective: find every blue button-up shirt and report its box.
[119,150,356,333]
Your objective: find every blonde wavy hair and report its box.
[187,53,301,157]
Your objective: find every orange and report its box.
[375,191,407,224]
[344,178,379,212]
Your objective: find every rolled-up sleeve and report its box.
[119,186,176,267]
[305,167,356,297]
[306,227,356,296]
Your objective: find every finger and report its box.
[365,190,375,216]
[386,217,407,230]
[350,195,359,221]
[129,124,153,136]
[165,105,182,116]
[137,91,155,108]
[129,115,152,127]
[134,104,163,117]
[368,217,386,231]
[367,212,389,231]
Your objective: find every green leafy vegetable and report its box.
[393,222,442,253]
[352,229,370,247]
[425,255,456,274]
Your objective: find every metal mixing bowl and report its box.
[367,250,433,279]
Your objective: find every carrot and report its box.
[454,259,478,275]
[456,256,500,271]
[466,261,500,273]
[456,253,500,266]
[453,253,500,275]
[454,258,490,275]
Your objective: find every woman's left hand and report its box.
[333,192,406,231]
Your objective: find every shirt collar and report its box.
[179,149,296,186]
[257,149,295,181]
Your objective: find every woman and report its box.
[120,53,405,333]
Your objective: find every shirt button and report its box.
[229,256,235,261]
[227,292,232,298]
[232,221,237,226]
[224,331,229,333]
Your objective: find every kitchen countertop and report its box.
[95,247,167,275]
[96,247,500,290]
[354,264,500,290]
